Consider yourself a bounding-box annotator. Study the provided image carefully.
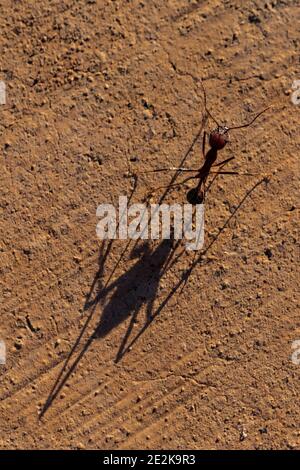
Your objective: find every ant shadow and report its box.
[40,109,266,417]
[40,115,208,418]
[89,237,179,361]
[39,236,180,418]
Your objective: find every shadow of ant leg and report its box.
[115,306,140,363]
[182,176,269,293]
[202,130,207,159]
[84,240,112,310]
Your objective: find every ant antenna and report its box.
[228,106,271,131]
[200,79,220,127]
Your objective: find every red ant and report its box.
[148,81,270,204]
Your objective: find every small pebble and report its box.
[248,14,261,24]
[264,248,273,259]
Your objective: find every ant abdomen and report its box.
[187,187,204,205]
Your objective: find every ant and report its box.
[148,81,270,204]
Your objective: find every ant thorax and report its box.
[209,126,229,150]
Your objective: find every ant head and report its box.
[209,126,229,150]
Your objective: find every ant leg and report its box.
[145,167,199,173]
[210,170,259,176]
[206,156,236,194]
[147,174,198,196]
[206,160,231,194]
[213,156,235,167]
